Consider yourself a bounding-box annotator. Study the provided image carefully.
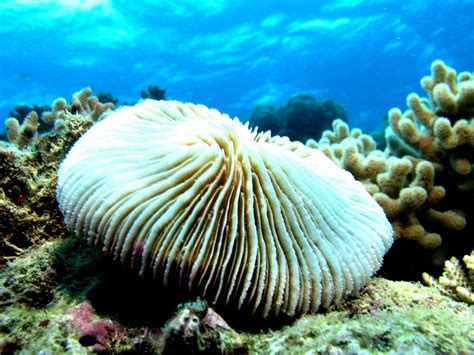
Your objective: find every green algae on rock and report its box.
[1,240,473,353]
[0,88,107,264]
[240,278,474,353]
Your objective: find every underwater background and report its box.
[1,0,473,134]
[1,0,474,353]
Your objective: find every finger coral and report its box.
[42,87,115,125]
[56,100,393,318]
[384,60,473,260]
[307,119,387,195]
[309,61,473,262]
[5,111,40,149]
[386,60,474,194]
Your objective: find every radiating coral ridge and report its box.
[56,100,393,318]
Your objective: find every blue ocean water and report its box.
[0,0,472,135]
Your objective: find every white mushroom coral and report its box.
[56,100,393,318]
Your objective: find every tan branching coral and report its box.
[386,60,474,193]
[373,158,466,248]
[307,121,465,249]
[4,88,114,149]
[423,250,474,304]
[307,119,386,194]
[308,61,472,255]
[383,60,473,251]
[5,111,40,149]
[42,87,115,126]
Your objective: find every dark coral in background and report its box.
[248,93,347,143]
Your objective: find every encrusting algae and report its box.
[0,60,473,353]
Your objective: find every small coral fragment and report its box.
[159,300,235,354]
[4,111,40,149]
[41,87,114,125]
[423,250,474,304]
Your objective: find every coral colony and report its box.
[0,61,473,353]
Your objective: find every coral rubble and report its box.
[241,278,474,353]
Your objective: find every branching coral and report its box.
[308,61,473,260]
[386,60,474,194]
[383,60,473,262]
[41,87,114,126]
[5,111,40,149]
[307,119,386,195]
[307,120,464,250]
[423,250,474,304]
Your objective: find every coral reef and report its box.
[0,88,113,264]
[249,92,347,143]
[0,143,65,265]
[0,238,238,353]
[241,278,474,353]
[0,241,57,309]
[0,60,473,352]
[423,249,474,304]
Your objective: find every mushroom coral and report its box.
[56,100,393,318]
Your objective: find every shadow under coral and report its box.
[52,237,188,328]
[51,237,294,332]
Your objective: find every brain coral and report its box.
[56,100,393,318]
